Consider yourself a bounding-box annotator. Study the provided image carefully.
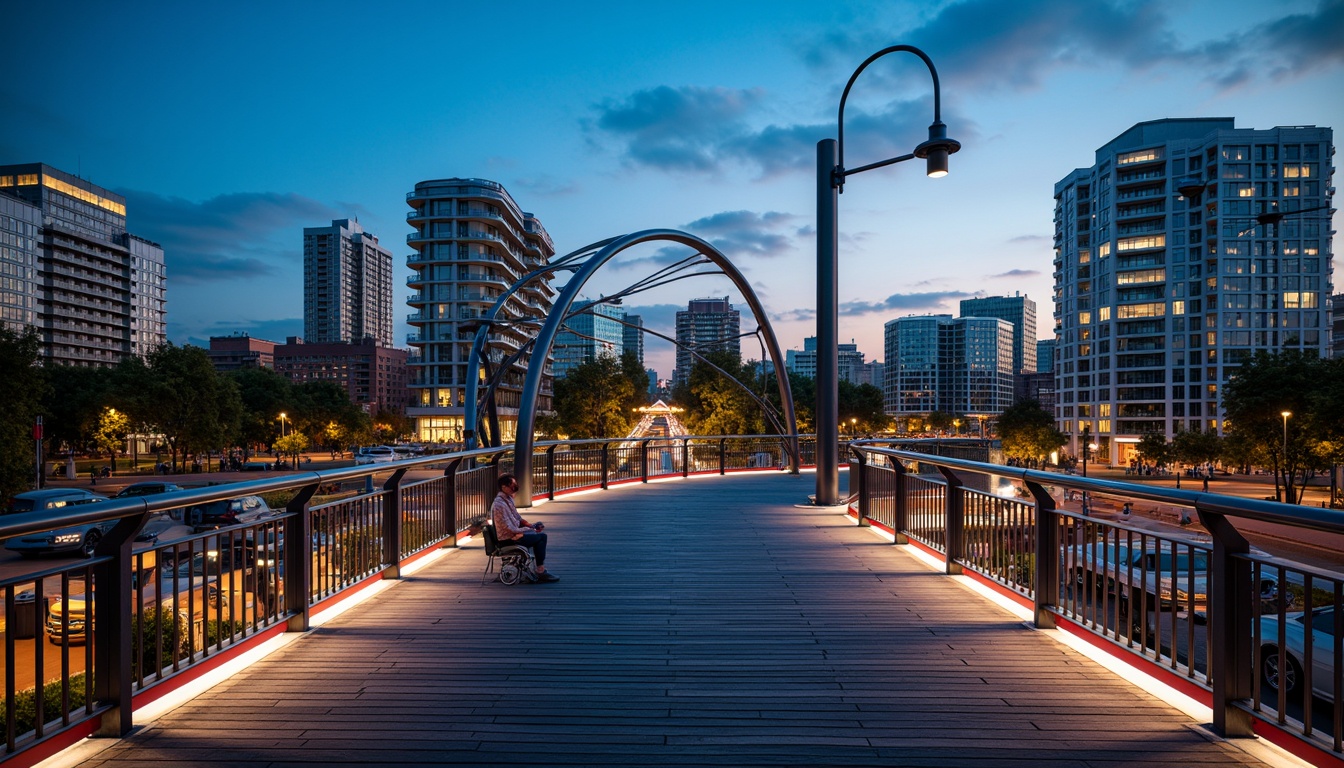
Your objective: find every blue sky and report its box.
[5,0,1342,379]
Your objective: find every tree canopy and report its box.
[0,328,48,500]
[996,400,1066,466]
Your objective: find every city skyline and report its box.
[4,1,1341,379]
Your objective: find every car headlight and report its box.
[53,533,83,544]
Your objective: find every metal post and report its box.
[1026,478,1059,629]
[718,438,727,475]
[682,439,690,478]
[93,509,150,736]
[854,448,869,527]
[546,445,557,500]
[285,483,319,631]
[601,442,610,490]
[381,468,407,580]
[936,466,965,575]
[640,441,649,484]
[891,460,909,544]
[442,458,463,548]
[816,138,841,506]
[1198,507,1255,737]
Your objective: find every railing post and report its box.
[682,439,690,478]
[718,438,727,475]
[1198,506,1255,738]
[1026,477,1059,629]
[601,442,610,490]
[546,445,557,500]
[285,482,319,632]
[853,448,869,527]
[640,440,649,484]
[93,508,150,737]
[442,458,463,548]
[891,459,909,544]
[381,468,408,580]
[935,466,965,575]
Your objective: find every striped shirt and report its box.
[491,491,529,540]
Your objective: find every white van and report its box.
[354,446,397,465]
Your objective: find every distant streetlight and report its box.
[815,44,960,506]
[952,418,961,436]
[279,412,288,438]
[850,417,857,437]
[1281,410,1292,502]
[1081,425,1091,478]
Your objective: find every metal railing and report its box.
[850,442,1344,760]
[0,436,801,761]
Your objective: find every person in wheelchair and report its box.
[491,473,559,582]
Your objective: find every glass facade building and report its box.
[883,315,1015,418]
[553,299,625,377]
[672,297,741,389]
[0,163,166,366]
[1053,119,1335,466]
[405,178,556,444]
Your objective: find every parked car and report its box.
[114,481,183,498]
[3,489,113,557]
[184,495,276,530]
[1065,540,1279,623]
[354,446,397,465]
[1260,607,1338,702]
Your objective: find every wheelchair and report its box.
[481,524,537,585]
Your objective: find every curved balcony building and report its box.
[405,178,556,444]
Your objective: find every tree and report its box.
[228,367,294,456]
[293,381,371,449]
[674,350,760,436]
[552,353,636,438]
[1222,351,1329,503]
[1171,429,1222,472]
[0,328,47,499]
[139,344,242,471]
[93,407,130,471]
[42,365,113,458]
[997,400,1066,467]
[839,381,886,434]
[274,432,309,468]
[1135,432,1170,468]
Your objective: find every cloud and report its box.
[838,290,977,317]
[1007,234,1050,244]
[511,175,581,198]
[802,0,1344,94]
[182,317,304,348]
[120,190,343,284]
[607,209,805,271]
[589,84,975,178]
[989,268,1041,278]
[589,85,766,173]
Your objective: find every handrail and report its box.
[0,434,810,762]
[850,439,1344,759]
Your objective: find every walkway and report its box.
[75,473,1275,767]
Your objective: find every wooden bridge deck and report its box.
[76,473,1275,767]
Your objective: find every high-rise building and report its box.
[1054,119,1334,466]
[786,336,868,384]
[959,294,1037,374]
[0,163,167,365]
[1036,339,1056,373]
[405,178,556,443]
[883,315,1015,418]
[553,299,624,377]
[303,219,394,347]
[856,360,885,389]
[672,297,740,388]
[622,313,644,367]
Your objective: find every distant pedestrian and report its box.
[1202,476,1209,493]
[1122,502,1132,516]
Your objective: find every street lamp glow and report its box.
[279,412,289,438]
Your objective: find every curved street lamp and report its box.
[816,45,961,505]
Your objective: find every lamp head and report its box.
[1281,410,1292,418]
[913,120,960,178]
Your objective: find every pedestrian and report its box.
[491,473,559,583]
[1202,476,1209,493]
[1122,502,1132,516]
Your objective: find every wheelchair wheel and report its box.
[499,563,522,586]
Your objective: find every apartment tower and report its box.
[303,218,394,346]
[0,163,166,365]
[1053,119,1334,466]
[672,297,741,389]
[405,178,556,443]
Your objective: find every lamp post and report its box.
[815,45,960,506]
[1080,425,1091,478]
[279,412,288,439]
[1281,410,1291,501]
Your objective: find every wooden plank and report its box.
[74,473,1273,767]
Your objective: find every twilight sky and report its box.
[5,0,1342,380]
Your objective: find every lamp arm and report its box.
[836,45,943,182]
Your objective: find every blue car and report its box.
[4,488,113,557]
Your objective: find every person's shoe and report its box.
[538,572,560,583]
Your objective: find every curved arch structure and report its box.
[512,229,798,503]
